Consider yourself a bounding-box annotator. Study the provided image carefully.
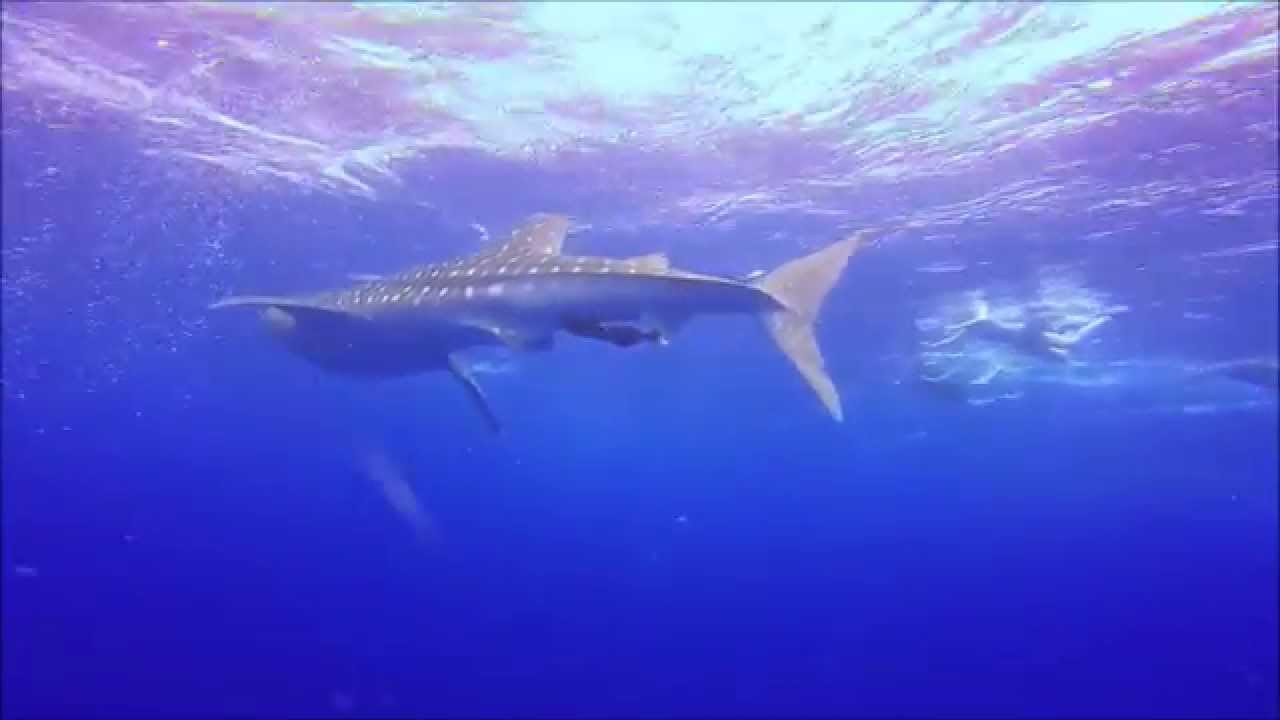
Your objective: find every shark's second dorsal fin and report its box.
[493,213,571,257]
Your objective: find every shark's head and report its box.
[257,305,334,365]
[253,304,360,371]
[249,301,448,378]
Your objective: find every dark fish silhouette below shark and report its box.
[211,214,868,432]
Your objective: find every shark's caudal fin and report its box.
[754,231,868,422]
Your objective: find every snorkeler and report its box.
[921,296,1111,362]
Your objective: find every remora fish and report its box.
[211,214,866,431]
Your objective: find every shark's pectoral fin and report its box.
[448,353,502,434]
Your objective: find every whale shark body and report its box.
[211,214,866,431]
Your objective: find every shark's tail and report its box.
[754,231,868,422]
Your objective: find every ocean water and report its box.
[2,2,1277,718]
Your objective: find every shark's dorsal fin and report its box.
[493,213,571,257]
[622,253,670,273]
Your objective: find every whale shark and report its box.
[211,214,867,431]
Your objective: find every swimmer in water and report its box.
[921,296,1111,363]
[1189,356,1279,392]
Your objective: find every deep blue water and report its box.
[3,4,1279,717]
[3,121,1277,718]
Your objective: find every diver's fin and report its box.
[493,213,571,257]
[754,230,870,422]
[448,353,502,434]
[920,330,966,348]
[920,368,958,383]
[970,365,1003,385]
[1045,315,1111,347]
[944,296,991,332]
[622,253,670,273]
